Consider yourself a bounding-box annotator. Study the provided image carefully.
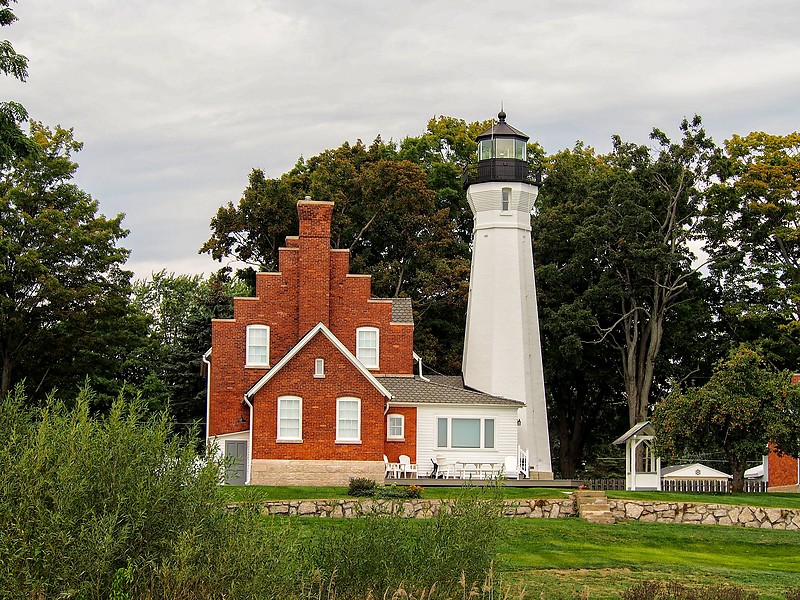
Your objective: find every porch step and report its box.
[573,490,615,524]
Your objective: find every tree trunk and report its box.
[729,455,747,493]
[555,383,586,479]
[1,351,11,397]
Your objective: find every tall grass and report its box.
[0,385,506,599]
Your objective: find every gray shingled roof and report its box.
[379,376,523,406]
[388,297,413,324]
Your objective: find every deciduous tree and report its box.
[652,345,800,491]
[0,122,130,397]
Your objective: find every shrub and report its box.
[622,580,758,600]
[348,476,377,497]
[308,485,505,597]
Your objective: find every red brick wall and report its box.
[384,406,417,463]
[250,333,387,461]
[207,198,415,457]
[767,373,800,487]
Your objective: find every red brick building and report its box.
[766,373,800,488]
[205,198,523,485]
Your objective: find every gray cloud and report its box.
[7,0,799,279]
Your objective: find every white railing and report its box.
[517,446,529,478]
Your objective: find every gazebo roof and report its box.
[612,421,654,445]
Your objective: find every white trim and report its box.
[435,416,496,450]
[387,413,404,440]
[245,324,270,367]
[242,394,254,485]
[202,347,212,444]
[277,395,303,442]
[336,397,361,443]
[314,358,325,378]
[245,322,393,400]
[356,326,379,369]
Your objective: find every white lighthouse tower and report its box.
[462,111,552,478]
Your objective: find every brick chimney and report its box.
[297,197,334,333]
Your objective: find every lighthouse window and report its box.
[515,139,527,160]
[501,188,511,211]
[479,139,493,160]
[496,138,514,159]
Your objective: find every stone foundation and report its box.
[249,459,385,486]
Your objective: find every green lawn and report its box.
[497,519,800,599]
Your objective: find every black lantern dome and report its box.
[468,111,537,185]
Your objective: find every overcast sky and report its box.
[7,1,799,279]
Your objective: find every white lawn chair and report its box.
[398,454,417,479]
[504,455,520,479]
[435,455,453,479]
[384,454,400,479]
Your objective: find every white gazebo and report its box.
[613,421,661,491]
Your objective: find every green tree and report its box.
[652,345,800,491]
[705,131,800,368]
[0,122,130,397]
[132,270,249,426]
[585,117,718,426]
[0,0,34,169]
[534,144,628,477]
[202,132,471,372]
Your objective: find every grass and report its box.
[496,519,800,599]
[218,484,800,509]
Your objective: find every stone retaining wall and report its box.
[255,498,576,519]
[251,497,800,528]
[608,499,800,529]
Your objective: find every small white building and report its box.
[613,421,661,491]
[661,463,731,482]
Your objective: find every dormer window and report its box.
[246,325,270,367]
[356,327,379,369]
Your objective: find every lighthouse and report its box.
[462,111,553,478]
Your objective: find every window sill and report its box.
[313,374,325,379]
[245,364,270,369]
[335,439,362,445]
[276,439,303,443]
[387,437,405,442]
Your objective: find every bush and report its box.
[0,385,505,599]
[309,485,505,597]
[348,476,377,497]
[622,580,758,600]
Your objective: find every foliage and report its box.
[621,581,758,600]
[308,486,505,598]
[202,123,484,373]
[652,345,800,491]
[704,131,800,369]
[0,384,226,598]
[0,122,134,398]
[347,476,377,497]
[131,270,249,424]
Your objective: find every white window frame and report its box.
[501,187,511,212]
[387,414,404,441]
[245,324,270,367]
[314,358,325,378]
[435,416,495,449]
[356,327,379,369]
[336,397,361,444]
[276,396,302,442]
